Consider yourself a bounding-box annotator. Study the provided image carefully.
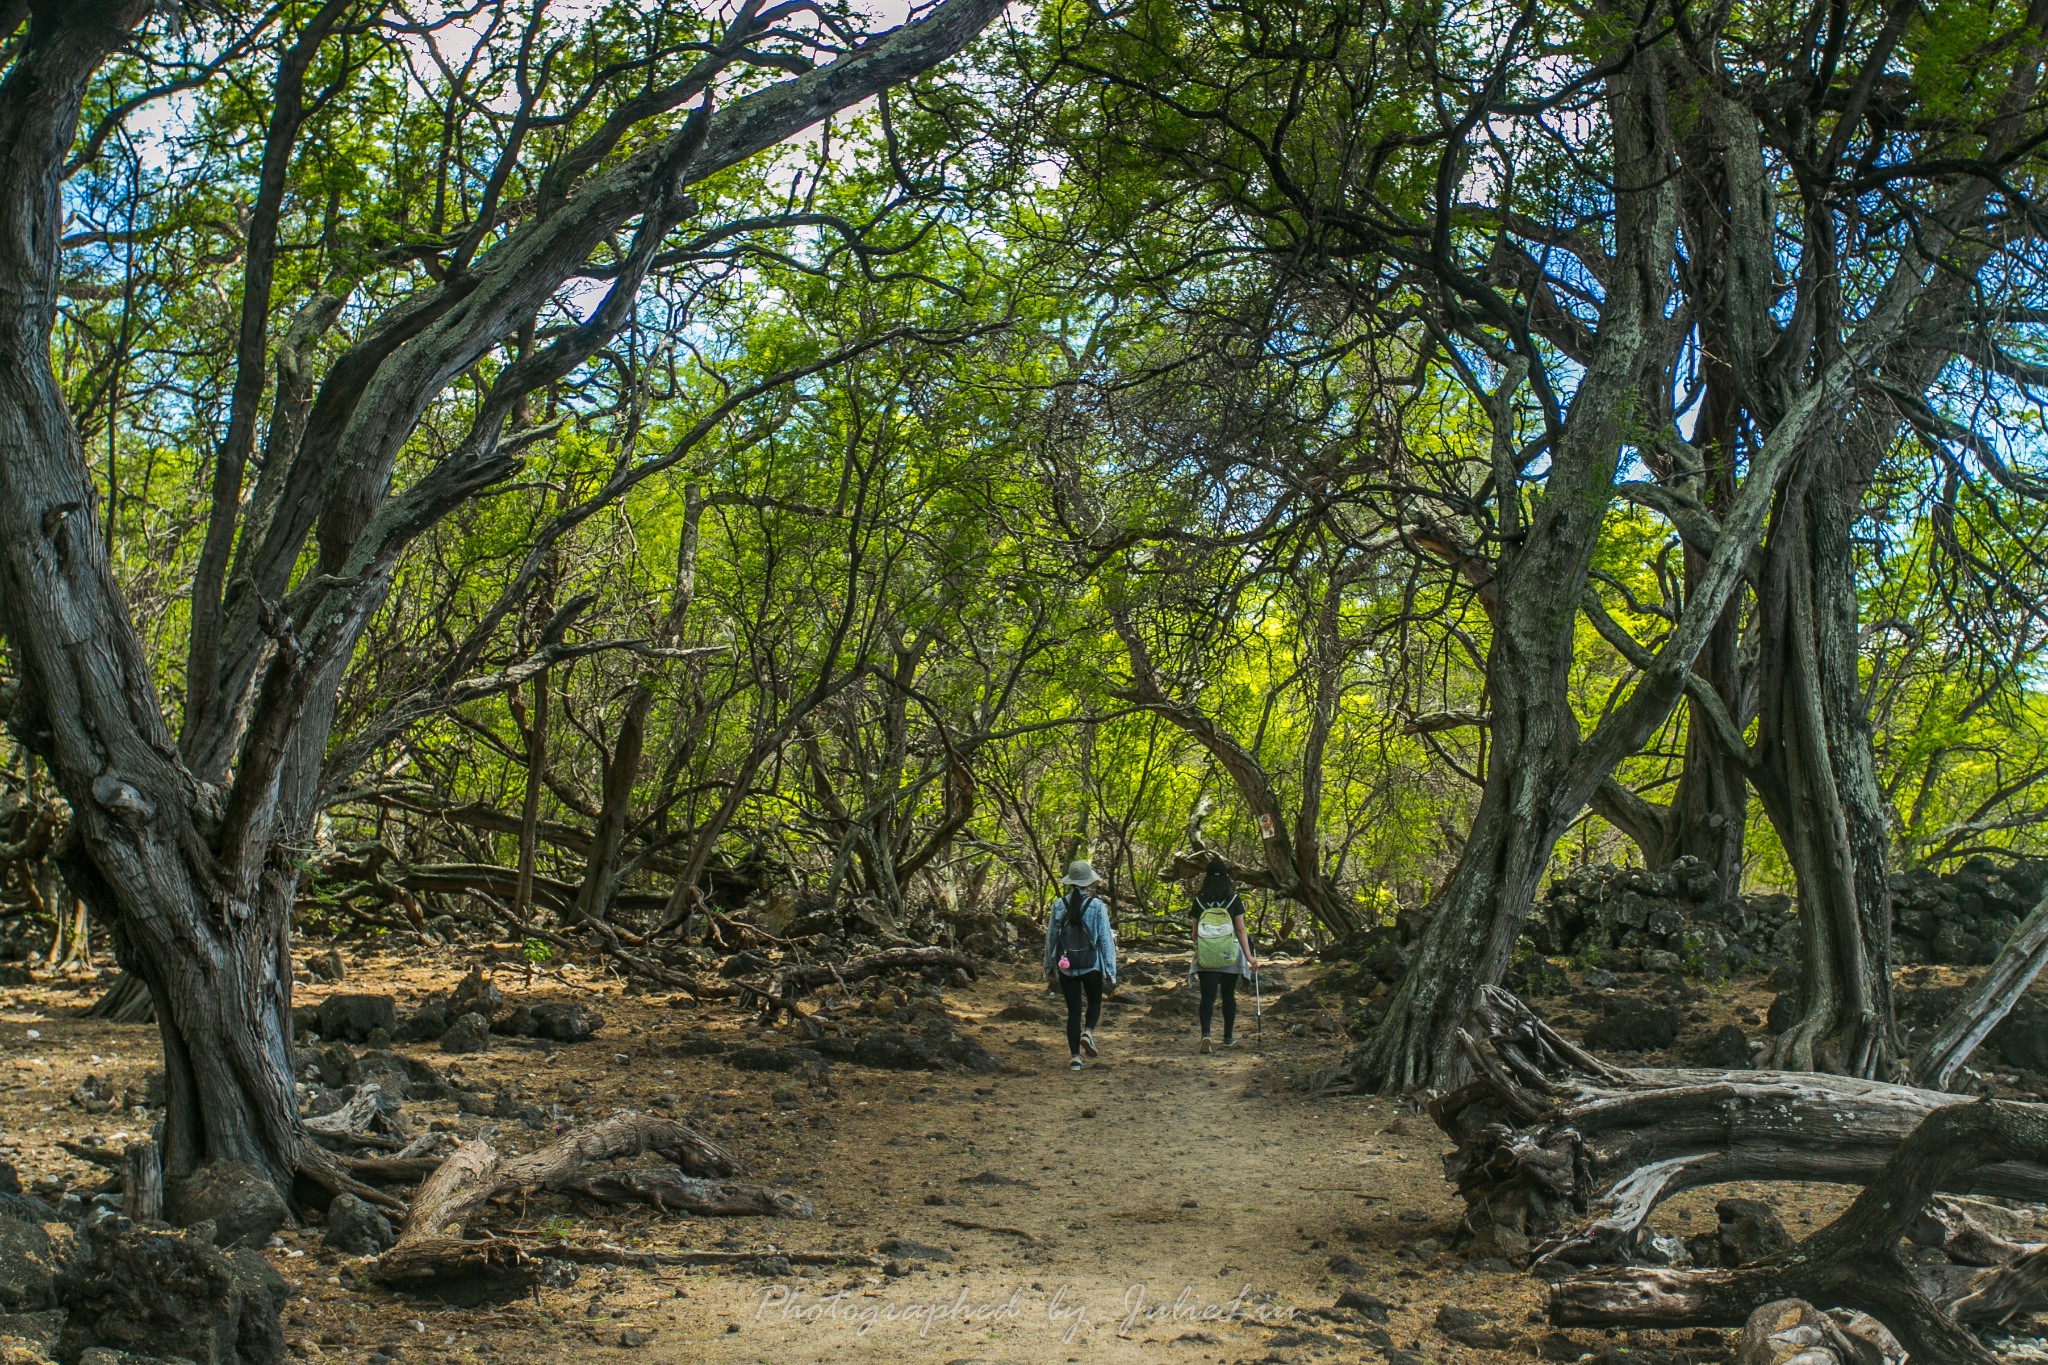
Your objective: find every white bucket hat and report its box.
[1059,860,1102,887]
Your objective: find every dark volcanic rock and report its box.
[725,1047,828,1076]
[447,967,503,1018]
[164,1164,286,1250]
[315,994,395,1043]
[0,1215,62,1312]
[1435,1304,1514,1349]
[438,1012,491,1054]
[56,1221,286,1365]
[395,999,451,1044]
[320,1195,394,1257]
[493,1002,603,1042]
[1689,1024,1754,1069]
[1582,996,1681,1053]
[853,1018,1000,1074]
[1989,995,2048,1074]
[1715,1197,1793,1266]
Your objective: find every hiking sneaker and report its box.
[1080,1031,1098,1057]
[1223,1035,1238,1047]
[1069,1056,1084,1071]
[1199,1036,1213,1055]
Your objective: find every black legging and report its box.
[1059,970,1103,1053]
[1197,970,1239,1039]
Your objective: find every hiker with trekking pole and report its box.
[1043,860,1117,1071]
[1189,857,1257,1054]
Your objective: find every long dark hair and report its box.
[1197,858,1236,909]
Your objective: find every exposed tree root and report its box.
[1549,1099,2048,1363]
[1432,988,2048,1263]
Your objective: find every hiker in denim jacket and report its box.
[1043,860,1116,1070]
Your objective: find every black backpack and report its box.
[1056,890,1099,973]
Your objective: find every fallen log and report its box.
[1549,1099,2048,1364]
[1434,989,2048,1263]
[372,1112,739,1292]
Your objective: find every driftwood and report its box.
[1735,1300,1899,1365]
[1550,1099,2048,1363]
[303,1081,400,1148]
[1434,988,2048,1263]
[373,1112,739,1291]
[1908,1196,2041,1267]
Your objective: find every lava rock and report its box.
[1766,993,1801,1036]
[992,1003,1059,1025]
[671,1032,729,1057]
[1716,1198,1793,1266]
[0,1217,62,1312]
[1435,1304,1514,1349]
[725,1047,828,1076]
[395,1000,451,1044]
[438,1012,491,1055]
[853,1020,1000,1074]
[447,967,502,1018]
[55,1221,286,1365]
[351,1050,458,1102]
[1364,940,1410,985]
[1583,996,1681,1053]
[320,1195,394,1257]
[1691,1024,1754,1070]
[493,1002,603,1042]
[1333,1288,1391,1322]
[302,949,346,983]
[163,1165,286,1250]
[314,995,395,1043]
[1989,996,2048,1074]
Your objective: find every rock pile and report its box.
[293,970,605,1051]
[1890,856,2047,966]
[0,1192,286,1365]
[1524,854,2048,977]
[1529,858,1797,975]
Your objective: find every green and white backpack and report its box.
[1194,896,1241,970]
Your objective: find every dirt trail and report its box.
[3,949,1567,1365]
[660,963,1526,1364]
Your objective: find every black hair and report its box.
[1197,857,1235,908]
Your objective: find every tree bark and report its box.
[1750,450,1898,1077]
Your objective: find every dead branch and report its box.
[372,1112,739,1290]
[558,1172,813,1218]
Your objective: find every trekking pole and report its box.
[1252,950,1263,1055]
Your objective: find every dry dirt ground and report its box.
[0,944,2030,1365]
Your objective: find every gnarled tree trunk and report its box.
[1750,449,1898,1077]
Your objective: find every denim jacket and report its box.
[1042,893,1116,983]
